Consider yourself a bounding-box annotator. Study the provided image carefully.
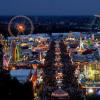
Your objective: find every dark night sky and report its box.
[0,0,100,15]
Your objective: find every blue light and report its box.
[96,90,100,95]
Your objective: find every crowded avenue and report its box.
[42,40,82,100]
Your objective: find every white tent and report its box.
[10,69,34,83]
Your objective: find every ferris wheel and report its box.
[8,15,34,36]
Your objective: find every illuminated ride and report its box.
[8,15,34,36]
[76,33,96,55]
[76,33,85,54]
[79,63,100,95]
[3,40,20,69]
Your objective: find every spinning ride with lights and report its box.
[76,33,85,54]
[8,15,34,36]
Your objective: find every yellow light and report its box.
[34,92,37,97]
[16,23,25,33]
[12,67,16,70]
[20,43,28,47]
[88,88,94,94]
[88,65,95,80]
